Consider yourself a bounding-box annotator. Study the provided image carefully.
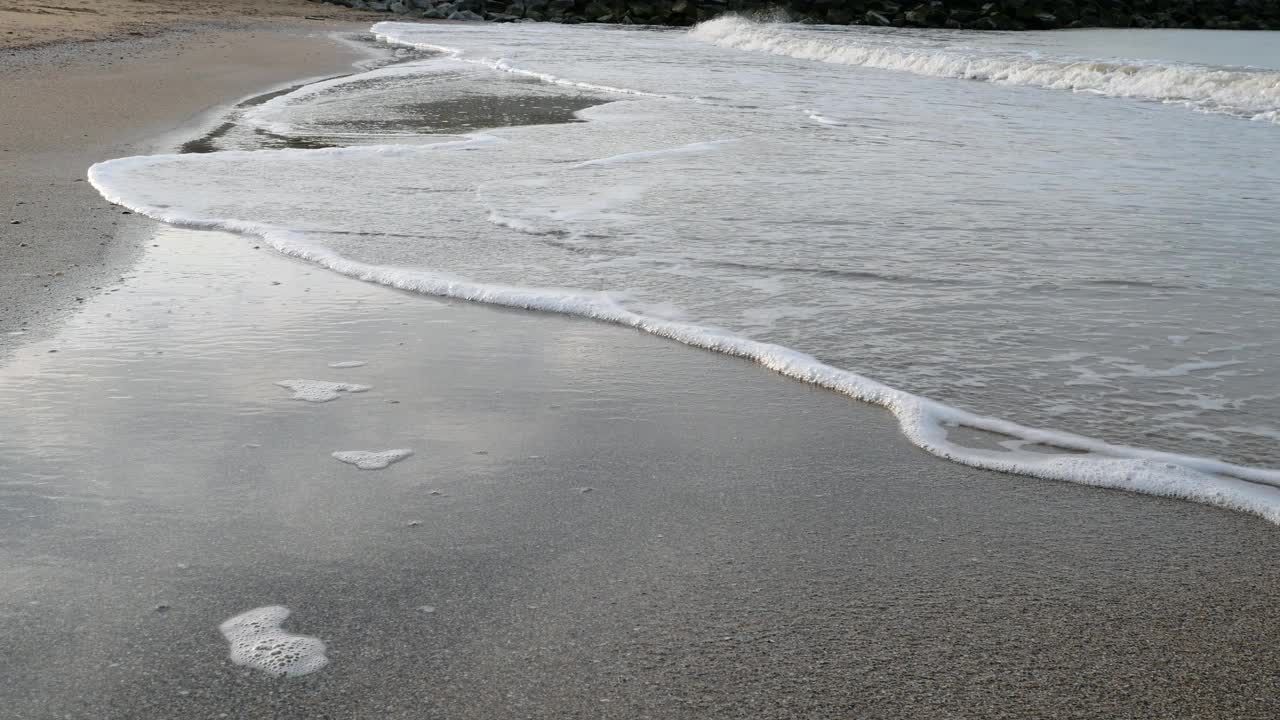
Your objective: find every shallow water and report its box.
[88,20,1280,516]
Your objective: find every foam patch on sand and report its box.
[219,606,328,678]
[276,379,371,402]
[332,449,414,470]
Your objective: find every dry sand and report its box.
[0,0,378,49]
[4,18,1280,720]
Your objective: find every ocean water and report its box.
[90,19,1280,520]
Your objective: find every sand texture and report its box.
[0,0,379,49]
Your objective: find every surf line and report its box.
[86,143,1280,527]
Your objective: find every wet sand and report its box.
[4,23,1280,720]
[6,224,1280,718]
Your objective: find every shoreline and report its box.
[0,20,380,358]
[94,19,1280,524]
[5,19,1280,719]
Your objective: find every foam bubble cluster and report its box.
[276,379,371,402]
[327,360,367,369]
[332,448,414,470]
[218,605,328,678]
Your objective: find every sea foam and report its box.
[219,606,328,678]
[332,449,414,470]
[276,379,372,402]
[689,16,1280,122]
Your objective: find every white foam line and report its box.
[572,139,739,168]
[371,22,672,100]
[85,153,1280,526]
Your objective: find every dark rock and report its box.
[373,0,1280,30]
[826,7,854,23]
[448,8,485,18]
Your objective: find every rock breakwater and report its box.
[324,0,1279,30]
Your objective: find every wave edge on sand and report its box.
[88,139,1280,525]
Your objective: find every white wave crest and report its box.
[690,16,1280,122]
[89,147,1280,527]
[371,21,669,99]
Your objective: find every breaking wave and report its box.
[690,16,1280,122]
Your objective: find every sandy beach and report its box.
[4,16,1280,720]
